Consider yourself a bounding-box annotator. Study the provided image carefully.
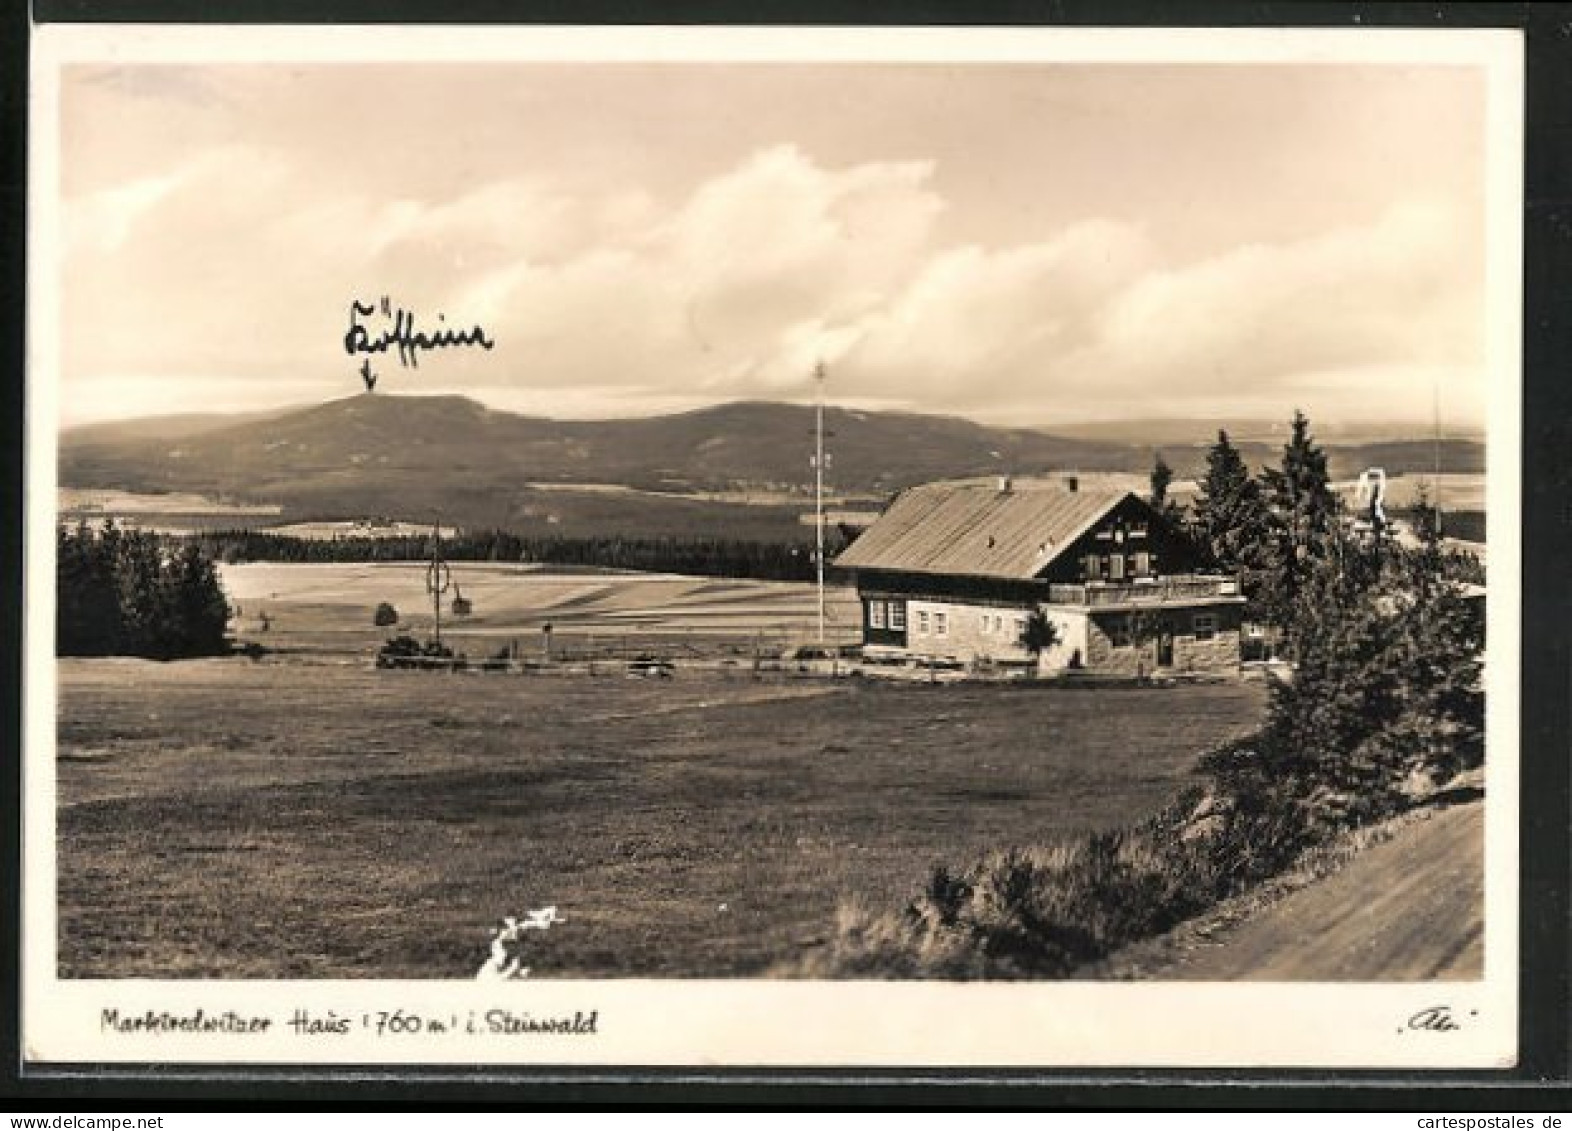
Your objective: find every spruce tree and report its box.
[112,532,166,655]
[1147,452,1186,527]
[1259,410,1340,632]
[1192,429,1268,573]
[160,542,231,657]
[1244,530,1482,831]
[1149,453,1174,509]
[57,521,124,655]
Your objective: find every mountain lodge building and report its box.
[834,478,1245,676]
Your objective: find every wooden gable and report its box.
[1035,494,1204,584]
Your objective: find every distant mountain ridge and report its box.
[60,394,1484,534]
[63,406,302,445]
[1051,416,1486,446]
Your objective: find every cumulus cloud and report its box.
[60,134,1484,429]
[1072,200,1480,391]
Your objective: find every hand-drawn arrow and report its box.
[360,359,378,392]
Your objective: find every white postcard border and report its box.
[23,22,1525,1071]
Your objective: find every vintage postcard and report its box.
[24,23,1522,1070]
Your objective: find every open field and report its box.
[58,489,287,535]
[527,480,883,508]
[220,562,864,658]
[56,660,1266,978]
[59,488,284,517]
[254,520,458,541]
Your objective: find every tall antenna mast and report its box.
[813,360,827,646]
[1432,383,1443,539]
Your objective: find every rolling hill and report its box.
[59,394,1485,536]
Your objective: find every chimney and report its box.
[997,475,1013,494]
[1065,475,1079,494]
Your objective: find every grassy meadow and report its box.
[56,660,1265,979]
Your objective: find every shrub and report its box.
[791,781,1333,981]
[375,634,466,671]
[373,602,399,627]
[480,645,513,672]
[1017,609,1059,658]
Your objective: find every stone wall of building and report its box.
[1171,624,1245,676]
[1082,603,1243,677]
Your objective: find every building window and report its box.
[1107,616,1132,648]
[868,600,886,629]
[917,610,930,635]
[889,602,906,631]
[1082,553,1100,581]
[934,611,948,637]
[1193,613,1217,641]
[980,612,991,634]
[1110,553,1126,581]
[1133,551,1150,576]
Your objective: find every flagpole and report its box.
[814,361,827,646]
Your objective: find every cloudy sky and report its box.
[57,59,1490,431]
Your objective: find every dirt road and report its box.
[1140,802,1484,981]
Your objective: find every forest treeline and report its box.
[183,529,845,583]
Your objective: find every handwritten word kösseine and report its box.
[345,297,495,373]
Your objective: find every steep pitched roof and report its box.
[834,482,1135,581]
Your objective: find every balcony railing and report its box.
[1045,575,1239,607]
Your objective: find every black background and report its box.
[2,0,1568,1110]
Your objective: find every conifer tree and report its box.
[1259,410,1340,631]
[159,542,231,657]
[1147,453,1184,526]
[1149,453,1174,509]
[57,524,231,658]
[112,532,166,653]
[1192,429,1268,573]
[1247,531,1482,828]
[57,521,124,654]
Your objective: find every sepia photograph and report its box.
[23,24,1522,1069]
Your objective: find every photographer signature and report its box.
[1403,1004,1475,1033]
